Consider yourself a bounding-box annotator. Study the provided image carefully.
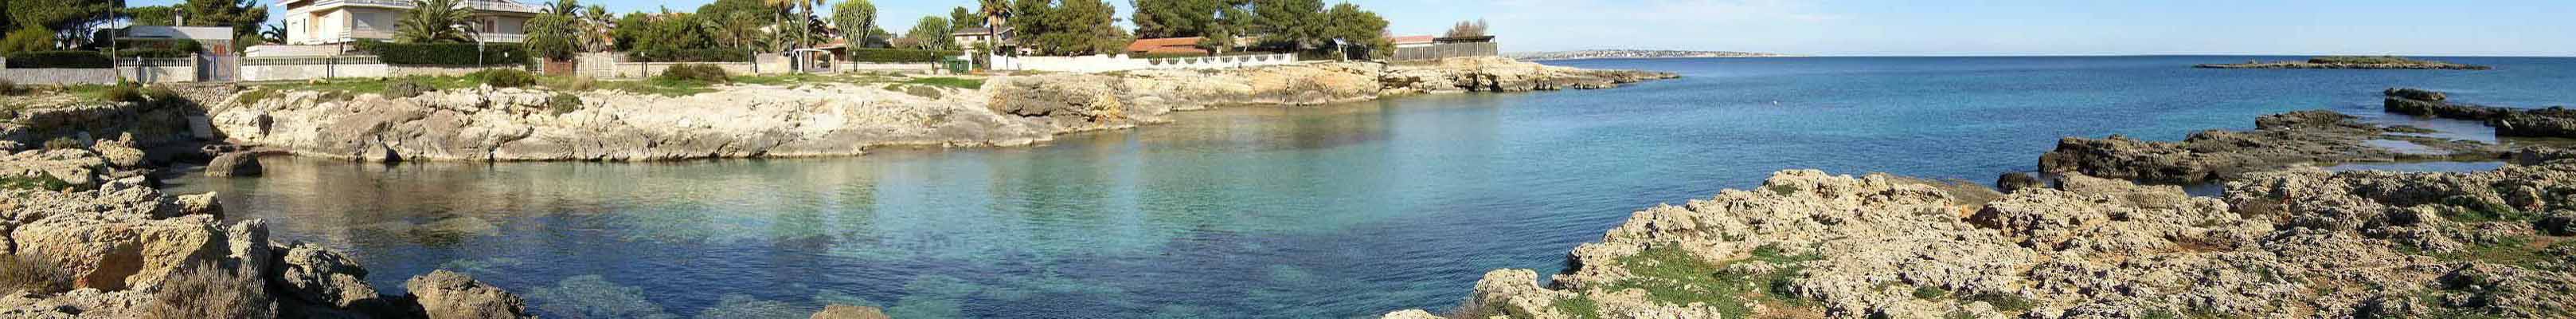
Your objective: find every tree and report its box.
[763,0,823,51]
[581,4,612,51]
[524,5,583,60]
[127,6,180,26]
[1446,18,1487,37]
[830,0,875,48]
[1322,2,1390,59]
[260,23,286,43]
[901,16,950,50]
[1250,0,1324,50]
[8,0,119,47]
[393,0,477,43]
[1132,0,1222,39]
[0,26,53,53]
[948,7,979,29]
[180,0,268,37]
[695,0,778,50]
[1014,0,1124,56]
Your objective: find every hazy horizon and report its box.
[132,0,2576,57]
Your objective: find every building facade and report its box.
[278,0,543,45]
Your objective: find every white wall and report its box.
[996,53,1299,73]
[0,69,119,85]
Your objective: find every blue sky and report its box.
[132,0,2576,56]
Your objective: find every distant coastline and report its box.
[1507,49,1788,61]
[2194,56,2493,70]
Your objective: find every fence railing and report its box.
[1392,42,1499,61]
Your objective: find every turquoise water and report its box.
[165,56,2576,318]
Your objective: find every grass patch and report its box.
[591,78,718,96]
[0,254,72,294]
[1549,296,1604,319]
[2437,195,2531,223]
[1,174,74,191]
[1597,244,1820,318]
[145,263,273,319]
[2426,235,2558,270]
[1912,286,1949,299]
[903,77,983,89]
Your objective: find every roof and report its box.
[1390,35,1437,45]
[116,26,235,41]
[1125,37,1209,53]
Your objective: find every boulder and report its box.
[808,304,891,319]
[405,270,528,319]
[271,242,382,309]
[1996,172,2044,193]
[203,152,264,177]
[9,214,229,292]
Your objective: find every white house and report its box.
[277,0,543,45]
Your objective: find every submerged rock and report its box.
[406,270,530,319]
[1391,163,2576,318]
[808,304,891,319]
[2039,110,2504,183]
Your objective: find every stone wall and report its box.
[0,68,120,85]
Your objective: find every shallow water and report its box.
[166,56,2576,318]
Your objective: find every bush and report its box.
[0,254,71,294]
[360,41,530,65]
[545,93,583,115]
[0,79,21,96]
[5,51,113,69]
[101,84,147,103]
[630,48,747,62]
[846,49,961,63]
[145,262,275,319]
[386,78,434,98]
[233,89,276,104]
[472,69,537,88]
[657,64,729,84]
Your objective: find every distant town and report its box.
[1507,49,1785,61]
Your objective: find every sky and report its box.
[129,0,2576,56]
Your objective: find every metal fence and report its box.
[1391,42,1499,61]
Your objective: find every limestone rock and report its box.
[272,242,381,309]
[405,270,529,319]
[203,152,263,177]
[2040,110,2504,183]
[1379,309,1442,319]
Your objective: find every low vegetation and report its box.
[0,174,75,191]
[0,254,72,294]
[144,263,275,319]
[545,93,584,115]
[1562,243,1823,318]
[656,64,733,84]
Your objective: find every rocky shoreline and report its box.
[1386,90,2576,318]
[2383,88,2576,138]
[2195,57,2492,70]
[209,57,1675,162]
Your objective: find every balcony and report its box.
[307,0,543,14]
[337,30,526,43]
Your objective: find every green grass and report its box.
[1,175,73,191]
[902,77,983,89]
[1596,244,1821,318]
[2437,195,2531,223]
[1548,296,1604,319]
[1960,292,2036,312]
[1912,286,1949,299]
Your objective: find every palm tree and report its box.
[393,0,478,43]
[582,5,612,51]
[977,0,1012,56]
[260,23,289,44]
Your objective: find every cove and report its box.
[165,56,2576,318]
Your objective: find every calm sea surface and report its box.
[166,56,2576,318]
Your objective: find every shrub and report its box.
[4,51,113,69]
[846,49,961,63]
[657,64,729,84]
[630,48,747,62]
[386,78,434,98]
[44,137,86,150]
[145,262,275,319]
[472,69,537,88]
[360,41,530,65]
[545,93,582,115]
[101,84,147,103]
[233,89,277,105]
[0,79,21,96]
[0,254,72,294]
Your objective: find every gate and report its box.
[197,53,239,81]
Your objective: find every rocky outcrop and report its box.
[2039,110,2504,183]
[217,57,1673,162]
[2384,88,2576,138]
[0,144,527,318]
[202,152,262,177]
[2195,58,2491,70]
[406,270,529,319]
[1397,163,2576,318]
